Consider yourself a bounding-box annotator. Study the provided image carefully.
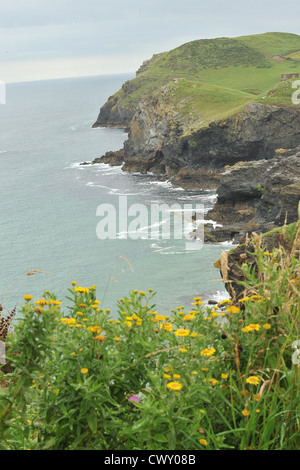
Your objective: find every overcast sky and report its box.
[0,0,299,82]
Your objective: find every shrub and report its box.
[0,226,299,450]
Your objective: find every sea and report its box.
[0,73,232,318]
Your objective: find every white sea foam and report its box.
[65,162,88,169]
[219,240,238,249]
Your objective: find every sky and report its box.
[0,0,299,83]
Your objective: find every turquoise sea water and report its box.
[0,74,230,317]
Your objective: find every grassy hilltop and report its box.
[100,32,300,133]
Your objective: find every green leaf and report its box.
[42,437,57,450]
[87,412,97,434]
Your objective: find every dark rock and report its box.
[92,149,124,166]
[80,149,125,167]
[205,150,300,243]
[119,101,300,191]
[92,94,135,128]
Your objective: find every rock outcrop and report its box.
[214,220,298,300]
[204,148,300,243]
[120,100,300,190]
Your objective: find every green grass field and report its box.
[107,32,300,134]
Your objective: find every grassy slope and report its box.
[108,32,300,133]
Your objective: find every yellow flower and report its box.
[211,311,220,318]
[154,314,167,322]
[35,299,49,306]
[80,368,88,375]
[74,286,89,294]
[71,281,77,285]
[34,307,43,313]
[76,311,84,316]
[194,296,202,301]
[179,346,188,353]
[164,374,171,380]
[242,409,250,417]
[201,367,208,372]
[200,347,216,357]
[242,323,260,333]
[263,323,271,330]
[238,297,249,302]
[93,335,106,341]
[207,378,219,386]
[61,317,76,326]
[246,376,260,385]
[24,295,33,301]
[173,374,181,379]
[162,322,173,332]
[241,326,251,333]
[190,332,198,338]
[219,299,232,306]
[49,299,62,306]
[183,314,196,321]
[221,373,228,380]
[139,291,146,296]
[166,381,182,391]
[174,328,190,337]
[114,336,121,342]
[163,366,173,372]
[124,321,132,327]
[226,305,240,314]
[199,439,208,446]
[87,325,102,334]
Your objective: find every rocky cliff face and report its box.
[120,99,300,190]
[204,148,300,243]
[92,94,135,129]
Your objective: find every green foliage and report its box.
[256,183,264,195]
[0,227,299,449]
[107,32,300,134]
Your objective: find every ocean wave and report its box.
[64,162,87,169]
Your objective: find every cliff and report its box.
[204,148,300,242]
[91,32,300,240]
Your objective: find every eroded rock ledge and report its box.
[204,148,300,243]
[94,100,300,192]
